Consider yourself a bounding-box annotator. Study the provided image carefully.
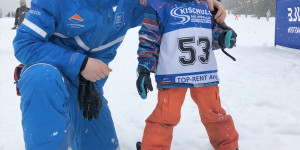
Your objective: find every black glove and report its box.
[12,26,17,30]
[136,65,153,99]
[211,7,237,49]
[218,24,237,49]
[78,75,102,121]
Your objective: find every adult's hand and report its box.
[207,0,226,23]
[81,58,112,82]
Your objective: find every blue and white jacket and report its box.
[13,0,145,86]
[138,0,225,89]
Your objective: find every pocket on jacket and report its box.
[153,89,170,123]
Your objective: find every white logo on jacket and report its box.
[114,12,124,30]
[28,10,41,16]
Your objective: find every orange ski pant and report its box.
[141,86,239,150]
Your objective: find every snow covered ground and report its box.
[1,15,300,150]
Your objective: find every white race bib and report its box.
[155,27,219,84]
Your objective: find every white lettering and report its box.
[288,7,300,22]
[293,7,298,21]
[288,8,293,22]
[298,7,300,21]
[176,74,213,83]
[28,10,41,15]
[288,27,300,34]
[180,9,186,14]
[179,7,209,15]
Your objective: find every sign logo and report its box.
[69,14,84,23]
[170,7,211,25]
[288,7,300,22]
[170,7,191,25]
[114,12,124,30]
[287,7,300,34]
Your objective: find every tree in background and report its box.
[222,0,275,17]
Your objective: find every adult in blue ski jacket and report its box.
[13,0,226,149]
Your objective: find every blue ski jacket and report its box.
[13,0,145,84]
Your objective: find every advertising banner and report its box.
[275,0,300,49]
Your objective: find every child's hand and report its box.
[136,65,153,99]
[219,29,237,49]
[217,23,237,49]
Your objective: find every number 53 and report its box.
[178,36,211,65]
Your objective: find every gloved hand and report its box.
[218,23,237,49]
[78,75,102,121]
[136,65,153,99]
[12,26,17,30]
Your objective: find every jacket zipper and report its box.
[89,2,102,52]
[88,3,111,52]
[98,13,110,46]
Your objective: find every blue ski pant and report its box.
[17,63,120,150]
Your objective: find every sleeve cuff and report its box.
[67,52,86,81]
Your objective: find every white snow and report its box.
[52,132,58,136]
[1,15,300,150]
